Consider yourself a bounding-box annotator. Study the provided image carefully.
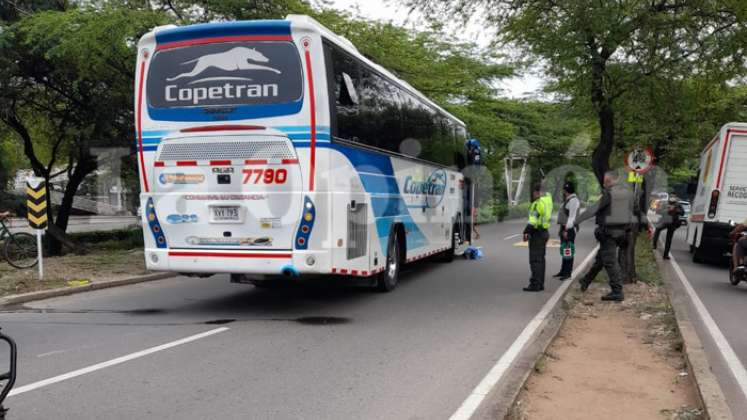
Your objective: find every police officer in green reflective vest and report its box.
[523,183,553,292]
[575,170,634,301]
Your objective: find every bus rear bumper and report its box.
[143,248,332,276]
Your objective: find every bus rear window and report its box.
[147,41,303,109]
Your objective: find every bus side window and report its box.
[330,46,361,142]
[360,67,404,152]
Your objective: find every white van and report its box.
[687,122,747,262]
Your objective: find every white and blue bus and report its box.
[135,15,470,291]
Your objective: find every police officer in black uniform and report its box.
[575,170,634,301]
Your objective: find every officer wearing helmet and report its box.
[554,181,580,280]
[575,170,635,301]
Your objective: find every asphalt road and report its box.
[0,221,595,420]
[663,229,747,416]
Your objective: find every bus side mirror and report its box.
[340,72,359,106]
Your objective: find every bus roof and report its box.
[286,15,467,129]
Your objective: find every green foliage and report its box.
[0,0,595,232]
[0,191,25,215]
[68,228,144,250]
[0,4,168,253]
[165,0,313,23]
[406,0,747,182]
[313,9,512,104]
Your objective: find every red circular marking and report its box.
[297,237,306,246]
[301,225,310,233]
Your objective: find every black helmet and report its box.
[563,182,575,194]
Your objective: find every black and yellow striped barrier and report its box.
[26,181,48,229]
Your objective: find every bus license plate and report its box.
[211,206,240,222]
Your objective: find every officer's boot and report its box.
[579,276,591,292]
[601,288,624,302]
[559,258,573,280]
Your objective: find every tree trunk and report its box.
[591,103,614,185]
[47,168,87,256]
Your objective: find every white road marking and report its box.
[504,234,522,240]
[36,349,68,358]
[449,245,600,420]
[10,327,229,397]
[668,255,747,401]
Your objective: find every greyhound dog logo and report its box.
[167,47,282,84]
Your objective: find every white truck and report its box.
[687,122,747,262]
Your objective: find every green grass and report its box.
[0,248,146,297]
[635,232,662,286]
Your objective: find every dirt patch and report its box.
[510,280,703,420]
[0,249,147,297]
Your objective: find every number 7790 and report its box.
[241,168,288,185]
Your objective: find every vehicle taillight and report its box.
[708,190,720,218]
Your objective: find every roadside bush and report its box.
[496,202,509,221]
[69,228,144,250]
[508,202,530,219]
[0,192,26,216]
[476,204,496,224]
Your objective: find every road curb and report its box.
[0,272,176,307]
[473,247,599,420]
[656,253,734,420]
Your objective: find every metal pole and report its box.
[470,182,476,245]
[36,229,43,281]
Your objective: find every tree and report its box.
[0,5,166,254]
[161,0,313,23]
[405,0,747,184]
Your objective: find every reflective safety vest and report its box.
[528,193,553,230]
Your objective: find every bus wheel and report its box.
[692,245,705,263]
[730,259,741,286]
[377,230,401,292]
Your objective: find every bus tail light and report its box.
[146,198,168,249]
[708,189,720,218]
[295,197,315,250]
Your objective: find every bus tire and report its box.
[730,259,741,286]
[692,245,705,263]
[377,228,402,292]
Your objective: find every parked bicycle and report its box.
[0,213,38,269]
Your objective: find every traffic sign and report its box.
[625,147,655,174]
[627,172,644,184]
[26,179,48,229]
[25,178,46,280]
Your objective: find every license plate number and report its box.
[211,206,240,221]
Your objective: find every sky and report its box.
[324,0,545,99]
